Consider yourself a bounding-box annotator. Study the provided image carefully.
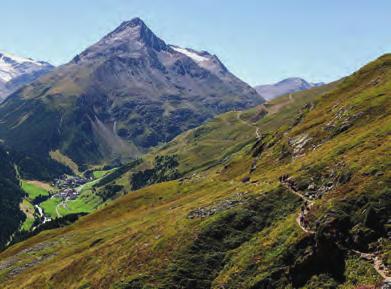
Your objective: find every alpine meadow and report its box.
[0,2,389,289]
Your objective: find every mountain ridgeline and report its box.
[0,18,263,169]
[0,51,53,101]
[255,77,324,100]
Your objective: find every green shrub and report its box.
[160,187,300,289]
[131,155,181,190]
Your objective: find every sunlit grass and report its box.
[21,180,49,200]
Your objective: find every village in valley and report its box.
[52,175,90,200]
[18,167,115,236]
[33,174,92,225]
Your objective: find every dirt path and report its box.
[374,257,391,282]
[55,202,63,218]
[265,93,295,115]
[255,127,261,139]
[281,178,390,282]
[352,250,391,282]
[280,180,315,234]
[295,208,314,234]
[237,107,315,235]
[236,111,261,140]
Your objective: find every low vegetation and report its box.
[21,181,50,200]
[131,155,181,190]
[0,54,390,288]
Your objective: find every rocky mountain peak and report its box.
[277,77,312,90]
[255,77,325,100]
[278,77,309,85]
[108,17,167,51]
[105,17,150,41]
[75,17,167,62]
[124,17,144,25]
[0,18,263,165]
[0,51,53,101]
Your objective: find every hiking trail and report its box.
[280,177,315,234]
[236,111,263,140]
[280,176,390,283]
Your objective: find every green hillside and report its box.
[0,54,390,288]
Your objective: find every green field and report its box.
[40,191,100,219]
[20,216,35,232]
[39,198,61,219]
[19,199,35,231]
[57,197,96,216]
[21,181,50,200]
[92,169,113,179]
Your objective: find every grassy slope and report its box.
[19,199,35,232]
[92,169,113,179]
[0,55,390,288]
[49,150,80,175]
[106,81,340,192]
[21,181,50,200]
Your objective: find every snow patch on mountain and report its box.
[0,51,54,101]
[170,46,209,63]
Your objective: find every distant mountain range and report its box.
[0,51,53,101]
[0,18,264,168]
[255,77,324,100]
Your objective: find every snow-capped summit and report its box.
[0,18,264,165]
[0,51,53,101]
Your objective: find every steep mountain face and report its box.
[0,147,25,250]
[0,51,53,101]
[0,18,263,167]
[0,54,389,289]
[255,77,324,100]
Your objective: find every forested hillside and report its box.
[0,148,24,249]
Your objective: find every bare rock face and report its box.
[288,133,312,157]
[0,18,264,165]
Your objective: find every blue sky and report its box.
[1,0,391,85]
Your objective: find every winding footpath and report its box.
[352,250,391,283]
[280,179,390,284]
[236,111,262,140]
[237,106,390,284]
[55,202,63,218]
[237,100,390,285]
[280,180,315,234]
